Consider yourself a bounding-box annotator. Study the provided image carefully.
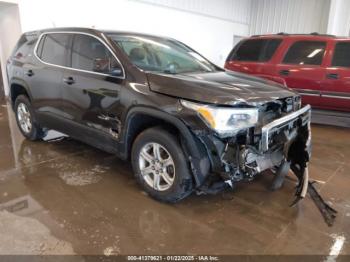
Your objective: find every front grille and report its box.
[258,96,301,126]
[258,101,282,126]
[283,97,294,113]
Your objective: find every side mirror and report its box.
[110,68,123,77]
[93,58,123,77]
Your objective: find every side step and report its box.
[312,109,350,128]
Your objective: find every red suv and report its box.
[225,33,350,112]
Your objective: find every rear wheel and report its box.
[131,127,193,203]
[15,95,47,141]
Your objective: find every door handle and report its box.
[279,70,290,76]
[326,73,339,80]
[63,76,75,85]
[25,69,34,77]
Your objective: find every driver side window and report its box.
[71,34,122,76]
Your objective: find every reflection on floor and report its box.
[0,102,350,256]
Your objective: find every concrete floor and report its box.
[0,101,349,256]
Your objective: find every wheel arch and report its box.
[121,106,210,187]
[9,78,33,109]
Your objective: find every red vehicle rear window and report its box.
[227,38,282,62]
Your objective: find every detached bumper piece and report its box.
[308,181,337,226]
[261,105,337,226]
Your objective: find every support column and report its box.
[0,2,22,97]
[327,0,350,36]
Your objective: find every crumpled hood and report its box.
[146,70,297,106]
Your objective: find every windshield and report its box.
[107,34,218,74]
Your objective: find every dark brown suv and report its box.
[7,27,311,203]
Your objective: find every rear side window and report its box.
[71,34,120,73]
[37,33,70,66]
[228,39,282,62]
[283,41,326,65]
[332,42,350,67]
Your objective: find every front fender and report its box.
[254,74,287,87]
[120,106,211,187]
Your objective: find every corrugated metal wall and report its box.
[250,0,330,35]
[132,0,252,24]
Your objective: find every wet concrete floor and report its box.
[0,101,349,256]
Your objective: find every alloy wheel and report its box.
[17,102,32,134]
[138,142,176,191]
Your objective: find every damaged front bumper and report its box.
[261,104,311,204]
[197,105,312,204]
[261,104,311,152]
[189,104,336,225]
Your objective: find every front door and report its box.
[321,41,350,112]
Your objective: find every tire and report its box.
[131,127,193,203]
[14,95,47,141]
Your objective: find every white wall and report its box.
[250,0,330,35]
[0,2,21,96]
[134,0,251,24]
[327,0,350,36]
[17,0,252,66]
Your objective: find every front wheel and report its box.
[131,127,193,203]
[15,95,47,141]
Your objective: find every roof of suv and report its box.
[248,32,350,41]
[24,27,172,40]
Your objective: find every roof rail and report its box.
[310,32,336,37]
[250,32,336,38]
[251,32,288,37]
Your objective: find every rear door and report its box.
[275,40,327,108]
[321,40,350,112]
[31,33,71,120]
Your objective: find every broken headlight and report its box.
[181,100,258,137]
